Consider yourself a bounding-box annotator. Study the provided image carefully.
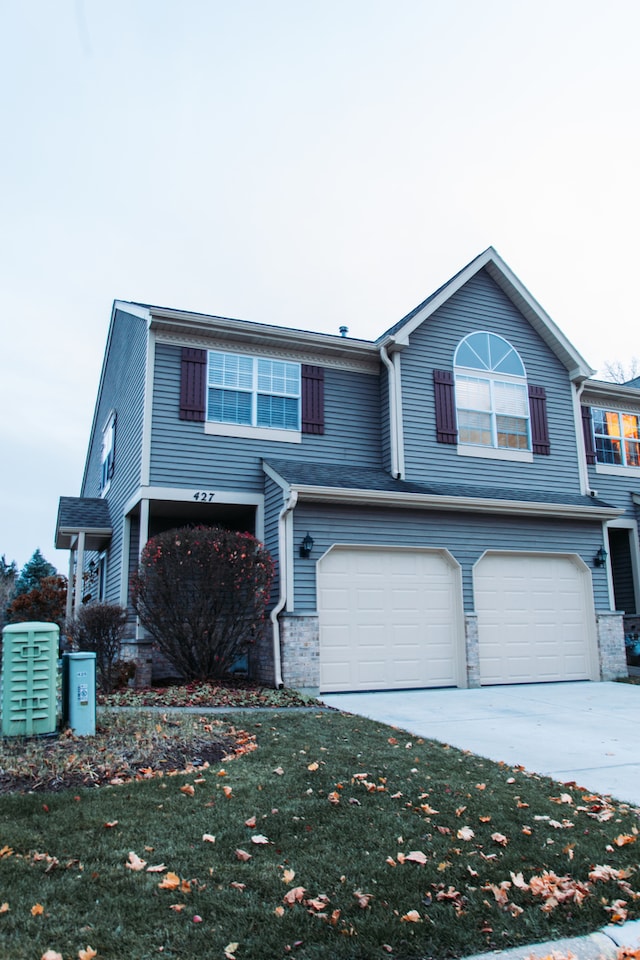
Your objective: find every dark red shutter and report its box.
[528,384,550,455]
[180,348,206,421]
[581,405,596,464]
[433,370,457,444]
[301,365,324,434]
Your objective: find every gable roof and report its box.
[55,497,112,551]
[378,247,594,382]
[263,459,620,521]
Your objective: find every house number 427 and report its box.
[192,491,216,502]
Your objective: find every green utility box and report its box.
[1,622,59,737]
[62,652,96,736]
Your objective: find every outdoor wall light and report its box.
[299,532,314,558]
[593,546,608,567]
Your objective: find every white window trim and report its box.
[595,462,640,478]
[100,411,116,496]
[592,408,640,469]
[207,350,301,433]
[204,421,301,443]
[457,445,533,463]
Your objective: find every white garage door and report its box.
[474,552,598,685]
[317,546,463,693]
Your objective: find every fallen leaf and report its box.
[125,851,147,871]
[223,785,233,798]
[404,850,428,865]
[192,914,203,923]
[180,784,195,796]
[491,832,509,846]
[104,821,118,828]
[457,827,475,841]
[146,863,167,873]
[169,903,186,912]
[202,834,216,843]
[235,849,252,862]
[224,942,239,960]
[282,868,296,884]
[0,903,8,913]
[401,910,422,922]
[230,881,246,891]
[274,905,285,917]
[327,791,340,805]
[283,886,306,906]
[244,816,257,828]
[31,903,45,916]
[41,952,63,960]
[158,872,181,890]
[78,947,97,960]
[273,766,285,776]
[614,834,636,847]
[251,834,270,845]
[307,761,319,771]
[354,889,373,908]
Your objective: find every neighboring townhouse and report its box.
[55,248,636,692]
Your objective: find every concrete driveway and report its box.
[321,681,640,807]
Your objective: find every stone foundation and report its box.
[279,613,320,693]
[120,640,154,688]
[596,610,628,681]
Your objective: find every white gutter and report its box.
[288,484,622,521]
[380,344,400,478]
[270,490,298,688]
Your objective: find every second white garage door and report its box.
[474,551,598,685]
[317,546,464,693]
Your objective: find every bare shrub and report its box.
[66,602,128,693]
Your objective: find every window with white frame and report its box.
[593,408,640,467]
[100,412,116,494]
[207,351,301,430]
[454,332,530,450]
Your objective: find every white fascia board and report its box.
[113,301,152,321]
[381,248,594,381]
[262,461,291,495]
[149,310,379,370]
[123,486,264,517]
[583,379,640,405]
[291,484,623,521]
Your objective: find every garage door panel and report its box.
[319,547,462,693]
[475,552,596,685]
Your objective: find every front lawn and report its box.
[0,709,638,960]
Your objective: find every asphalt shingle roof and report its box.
[263,459,615,511]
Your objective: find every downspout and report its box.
[572,380,593,496]
[380,344,400,479]
[270,490,298,688]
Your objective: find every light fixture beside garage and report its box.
[299,532,314,558]
[593,547,608,567]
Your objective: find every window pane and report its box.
[496,415,529,449]
[493,381,528,416]
[595,436,622,465]
[456,376,491,411]
[209,352,253,389]
[207,388,251,424]
[625,440,640,467]
[458,411,491,446]
[622,414,640,440]
[257,359,300,396]
[257,394,299,429]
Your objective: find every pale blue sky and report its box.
[1,0,639,571]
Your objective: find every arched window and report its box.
[454,332,531,450]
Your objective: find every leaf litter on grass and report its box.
[0,710,639,959]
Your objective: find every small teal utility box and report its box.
[2,622,59,736]
[62,652,96,736]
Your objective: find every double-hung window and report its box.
[207,351,301,431]
[593,409,640,467]
[454,332,530,451]
[100,412,116,494]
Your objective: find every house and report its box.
[55,248,636,693]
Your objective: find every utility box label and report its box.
[77,683,89,705]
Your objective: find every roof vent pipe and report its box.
[339,326,348,337]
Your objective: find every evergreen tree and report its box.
[15,549,56,596]
[0,555,18,628]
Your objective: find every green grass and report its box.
[0,709,638,960]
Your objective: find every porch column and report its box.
[66,548,75,621]
[73,531,86,615]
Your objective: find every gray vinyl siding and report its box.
[290,502,608,612]
[263,476,285,608]
[401,270,582,494]
[80,309,147,603]
[149,342,382,490]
